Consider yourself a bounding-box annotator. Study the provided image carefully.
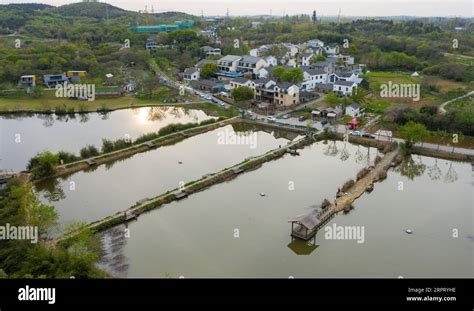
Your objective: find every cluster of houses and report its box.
[19,71,87,89]
[181,38,365,109]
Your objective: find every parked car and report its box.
[321,118,328,126]
[350,131,362,137]
[298,116,307,122]
[266,116,276,122]
[362,132,376,139]
[282,114,290,119]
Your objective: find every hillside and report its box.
[50,2,133,19]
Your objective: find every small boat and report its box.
[405,229,413,234]
[178,161,183,164]
[260,193,266,197]
[366,185,374,193]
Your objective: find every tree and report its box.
[398,121,429,149]
[311,54,326,63]
[271,67,286,81]
[231,86,255,102]
[351,87,366,104]
[28,151,59,180]
[280,68,304,84]
[200,63,218,79]
[323,92,340,107]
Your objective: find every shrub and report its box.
[80,145,99,159]
[101,139,115,153]
[135,132,160,144]
[356,168,370,181]
[321,199,331,209]
[341,179,355,192]
[28,151,59,180]
[57,151,80,164]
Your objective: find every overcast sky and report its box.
[2,0,473,17]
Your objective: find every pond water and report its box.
[0,107,214,171]
[36,123,297,225]
[98,147,472,278]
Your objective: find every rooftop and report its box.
[219,55,242,62]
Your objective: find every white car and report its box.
[350,131,362,136]
[266,116,276,122]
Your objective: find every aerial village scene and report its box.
[0,0,473,279]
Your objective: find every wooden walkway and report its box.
[290,147,401,241]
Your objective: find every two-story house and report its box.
[236,55,266,78]
[217,55,242,72]
[300,52,314,67]
[333,80,357,96]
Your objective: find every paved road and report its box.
[439,90,474,113]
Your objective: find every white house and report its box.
[230,77,255,89]
[258,68,270,79]
[264,56,277,67]
[217,55,242,72]
[307,39,325,48]
[324,44,339,55]
[301,68,328,91]
[329,71,359,83]
[345,103,361,117]
[328,54,354,66]
[333,80,357,96]
[237,55,266,76]
[283,43,300,57]
[249,48,260,57]
[300,52,313,66]
[183,68,200,81]
[201,46,222,56]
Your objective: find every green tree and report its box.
[28,151,59,180]
[351,87,366,104]
[280,68,304,84]
[200,63,219,79]
[398,121,429,149]
[310,54,326,63]
[271,67,286,81]
[323,92,340,107]
[232,86,255,102]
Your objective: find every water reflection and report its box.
[395,155,460,184]
[35,124,292,224]
[1,107,214,171]
[287,239,318,255]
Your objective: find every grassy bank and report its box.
[30,117,238,182]
[0,89,199,113]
